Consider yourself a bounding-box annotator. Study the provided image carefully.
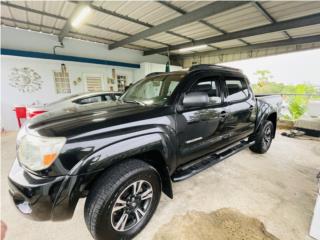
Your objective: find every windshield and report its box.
[121,73,185,105]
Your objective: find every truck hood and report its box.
[27,101,161,138]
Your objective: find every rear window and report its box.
[190,77,221,105]
[225,78,249,102]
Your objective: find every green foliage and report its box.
[288,95,308,120]
[252,70,319,120]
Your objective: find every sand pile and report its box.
[153,208,279,240]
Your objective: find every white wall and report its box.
[1,26,168,64]
[134,62,183,82]
[1,55,138,130]
[1,27,182,131]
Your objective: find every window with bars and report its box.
[86,76,103,92]
[54,71,71,94]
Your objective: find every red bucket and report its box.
[13,106,27,128]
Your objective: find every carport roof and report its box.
[1,1,320,57]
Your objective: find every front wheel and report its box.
[84,159,161,240]
[250,120,274,154]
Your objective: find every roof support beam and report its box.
[159,1,251,48]
[144,13,320,55]
[158,2,225,37]
[108,1,248,50]
[58,2,90,42]
[178,35,320,58]
[252,2,292,39]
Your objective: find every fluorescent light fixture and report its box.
[71,6,91,28]
[179,45,208,52]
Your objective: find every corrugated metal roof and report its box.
[1,1,320,55]
[86,11,148,35]
[132,39,166,49]
[287,24,320,38]
[242,32,288,44]
[213,39,246,49]
[147,32,189,45]
[261,1,320,21]
[170,21,221,40]
[204,3,270,32]
[168,1,213,12]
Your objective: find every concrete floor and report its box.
[1,131,319,240]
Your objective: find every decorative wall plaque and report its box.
[9,67,43,93]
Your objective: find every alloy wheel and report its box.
[263,125,272,147]
[111,180,153,232]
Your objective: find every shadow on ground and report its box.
[153,208,280,240]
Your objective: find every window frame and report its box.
[180,74,223,110]
[222,75,251,104]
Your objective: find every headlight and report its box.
[17,134,66,171]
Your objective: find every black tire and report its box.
[249,120,274,154]
[84,159,161,240]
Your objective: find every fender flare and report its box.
[64,133,175,205]
[255,102,277,137]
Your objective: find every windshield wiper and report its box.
[122,100,146,106]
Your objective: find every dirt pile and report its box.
[153,208,280,240]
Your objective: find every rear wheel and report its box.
[84,159,161,240]
[250,120,274,154]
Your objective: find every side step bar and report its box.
[172,140,255,182]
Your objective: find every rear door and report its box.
[222,75,257,143]
[177,74,226,164]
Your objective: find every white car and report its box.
[27,92,122,118]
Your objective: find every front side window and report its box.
[189,78,221,105]
[121,73,185,105]
[225,78,249,102]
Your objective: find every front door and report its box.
[176,75,226,165]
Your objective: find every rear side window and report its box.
[77,96,102,104]
[225,78,249,102]
[104,95,113,101]
[190,78,221,105]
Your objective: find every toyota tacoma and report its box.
[8,64,280,240]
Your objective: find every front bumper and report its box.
[8,160,79,221]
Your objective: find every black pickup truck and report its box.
[8,64,280,240]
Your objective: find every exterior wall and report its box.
[134,62,183,82]
[1,26,168,64]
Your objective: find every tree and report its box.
[252,70,318,120]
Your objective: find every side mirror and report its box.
[182,92,209,108]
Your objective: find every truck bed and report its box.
[256,94,282,115]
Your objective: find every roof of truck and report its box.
[189,64,242,73]
[145,64,243,78]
